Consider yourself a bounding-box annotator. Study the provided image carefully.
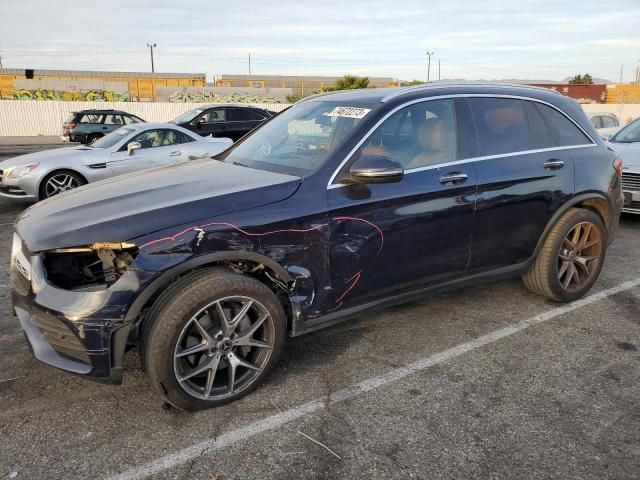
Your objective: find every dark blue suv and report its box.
[11,83,623,410]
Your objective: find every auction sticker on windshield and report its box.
[324,106,371,119]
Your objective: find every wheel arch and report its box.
[534,193,612,258]
[126,250,296,335]
[38,168,89,199]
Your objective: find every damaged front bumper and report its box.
[10,237,147,384]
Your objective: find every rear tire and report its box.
[142,268,286,411]
[523,208,606,302]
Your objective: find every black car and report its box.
[62,109,145,144]
[11,83,623,410]
[171,105,275,141]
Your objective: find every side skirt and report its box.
[291,259,532,337]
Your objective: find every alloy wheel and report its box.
[557,221,602,292]
[173,296,275,401]
[44,174,80,197]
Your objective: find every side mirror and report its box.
[348,155,404,184]
[600,133,613,142]
[127,141,141,155]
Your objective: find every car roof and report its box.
[302,81,566,104]
[186,104,269,110]
[74,109,137,114]
[588,112,618,117]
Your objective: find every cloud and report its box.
[1,0,638,81]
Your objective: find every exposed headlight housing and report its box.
[7,163,40,178]
[43,242,138,291]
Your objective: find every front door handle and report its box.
[544,159,564,170]
[169,151,182,156]
[439,172,468,185]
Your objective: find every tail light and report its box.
[613,157,623,177]
[63,123,76,129]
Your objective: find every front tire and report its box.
[142,268,286,411]
[523,208,606,302]
[39,170,86,199]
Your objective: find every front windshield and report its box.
[171,109,203,124]
[220,101,373,176]
[91,127,135,149]
[612,119,640,143]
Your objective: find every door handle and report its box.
[169,151,182,156]
[439,172,468,185]
[544,159,564,170]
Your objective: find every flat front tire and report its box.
[523,208,606,302]
[142,268,286,411]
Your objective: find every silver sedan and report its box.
[0,123,233,201]
[607,117,640,214]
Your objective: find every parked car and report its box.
[0,123,232,200]
[588,112,621,139]
[11,83,623,410]
[606,117,640,214]
[171,105,276,141]
[62,109,146,144]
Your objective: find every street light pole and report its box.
[426,51,434,83]
[147,43,156,73]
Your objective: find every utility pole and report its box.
[426,51,434,82]
[147,43,156,73]
[248,52,251,76]
[438,59,441,81]
[619,64,623,84]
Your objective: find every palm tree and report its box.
[326,75,371,91]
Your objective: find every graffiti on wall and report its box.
[168,90,281,104]
[13,89,130,102]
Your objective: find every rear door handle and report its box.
[439,172,468,185]
[544,159,564,170]
[169,151,182,156]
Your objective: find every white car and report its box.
[588,112,621,140]
[607,117,640,214]
[0,123,233,201]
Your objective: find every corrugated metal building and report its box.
[0,69,206,101]
[215,74,398,95]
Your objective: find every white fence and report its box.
[0,101,291,136]
[0,100,639,137]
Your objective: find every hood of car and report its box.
[0,146,105,170]
[608,142,640,169]
[15,159,302,252]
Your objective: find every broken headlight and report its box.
[42,242,138,290]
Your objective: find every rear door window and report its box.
[601,116,617,129]
[469,98,531,156]
[535,103,592,146]
[104,114,124,125]
[524,101,557,149]
[227,108,252,121]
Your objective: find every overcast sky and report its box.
[1,0,638,82]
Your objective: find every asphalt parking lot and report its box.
[0,144,639,480]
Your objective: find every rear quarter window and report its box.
[535,103,592,146]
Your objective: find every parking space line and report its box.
[107,277,640,480]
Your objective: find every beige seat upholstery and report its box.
[407,118,453,169]
[151,130,166,148]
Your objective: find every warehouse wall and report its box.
[0,101,290,136]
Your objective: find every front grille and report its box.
[31,312,90,364]
[624,200,640,211]
[622,172,640,192]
